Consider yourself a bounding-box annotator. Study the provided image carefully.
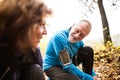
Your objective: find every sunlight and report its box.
[44,0,120,41]
[44,0,85,38]
[44,0,102,41]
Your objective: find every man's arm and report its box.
[52,34,93,80]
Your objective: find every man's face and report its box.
[68,21,91,43]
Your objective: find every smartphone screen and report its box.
[59,49,71,66]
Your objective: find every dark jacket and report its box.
[0,47,43,80]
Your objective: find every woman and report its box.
[0,0,52,80]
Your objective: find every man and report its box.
[43,19,96,80]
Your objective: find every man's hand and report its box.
[93,76,97,80]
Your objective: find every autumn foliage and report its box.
[94,41,120,80]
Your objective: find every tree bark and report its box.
[98,0,112,46]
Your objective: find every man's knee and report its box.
[83,46,94,55]
[78,46,94,59]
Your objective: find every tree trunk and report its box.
[97,0,112,46]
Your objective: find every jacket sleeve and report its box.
[51,32,94,80]
[63,64,93,80]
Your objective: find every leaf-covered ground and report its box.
[93,45,120,80]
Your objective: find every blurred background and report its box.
[41,0,120,79]
[39,0,120,53]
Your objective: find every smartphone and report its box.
[59,49,71,66]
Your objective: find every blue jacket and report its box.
[43,28,95,80]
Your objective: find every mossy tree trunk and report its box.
[98,0,112,46]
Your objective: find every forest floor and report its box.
[92,45,120,80]
[83,33,120,80]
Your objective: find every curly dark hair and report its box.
[0,0,52,54]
